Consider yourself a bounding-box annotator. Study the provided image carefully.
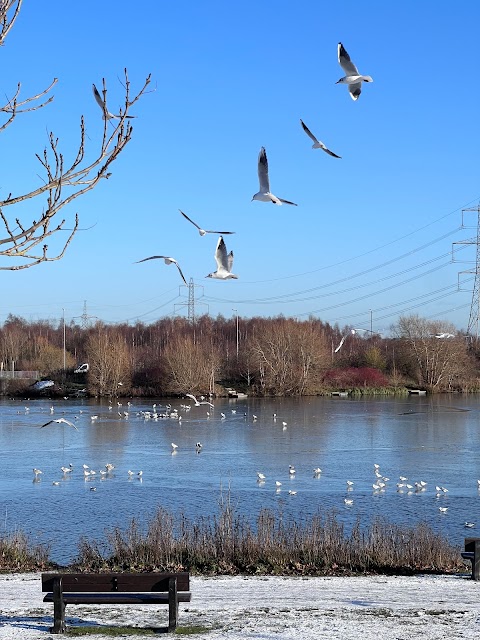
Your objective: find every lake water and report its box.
[0,394,479,564]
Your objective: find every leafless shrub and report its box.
[72,502,465,576]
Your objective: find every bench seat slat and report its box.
[43,591,192,605]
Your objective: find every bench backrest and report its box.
[42,572,190,593]
[465,538,480,553]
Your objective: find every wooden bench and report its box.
[461,538,480,580]
[42,572,191,634]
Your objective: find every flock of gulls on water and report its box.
[124,43,372,285]
[28,398,480,529]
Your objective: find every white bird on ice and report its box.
[336,42,373,101]
[179,210,235,237]
[300,120,341,158]
[257,472,266,481]
[40,418,78,431]
[252,147,297,206]
[92,83,136,120]
[206,236,238,280]
[136,255,187,286]
[186,393,214,408]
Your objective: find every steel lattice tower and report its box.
[453,205,480,339]
[467,206,480,338]
[187,278,195,323]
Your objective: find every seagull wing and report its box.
[338,42,359,76]
[179,209,202,231]
[174,262,188,286]
[258,147,270,193]
[205,229,236,235]
[215,236,229,270]
[300,119,319,144]
[322,146,342,159]
[227,250,234,273]
[92,83,107,113]
[135,255,172,264]
[60,419,79,430]
[186,393,198,403]
[278,198,298,206]
[348,82,362,101]
[40,420,55,428]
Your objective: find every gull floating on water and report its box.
[336,43,373,101]
[40,418,78,431]
[136,255,187,286]
[300,120,341,158]
[92,83,136,120]
[206,236,238,280]
[179,210,235,237]
[252,147,297,206]
[186,393,214,408]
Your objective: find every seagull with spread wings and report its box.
[206,236,238,280]
[252,147,297,206]
[300,120,341,158]
[179,210,235,236]
[135,255,188,286]
[336,43,373,101]
[186,393,215,408]
[40,418,78,431]
[92,83,137,120]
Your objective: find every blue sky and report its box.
[1,0,479,335]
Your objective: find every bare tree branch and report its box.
[0,0,151,270]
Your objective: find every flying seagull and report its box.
[179,210,235,236]
[186,393,215,408]
[300,120,341,158]
[206,236,238,279]
[135,255,188,286]
[40,418,78,431]
[252,147,297,206]
[92,83,136,120]
[336,43,373,101]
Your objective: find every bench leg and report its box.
[51,576,67,634]
[473,540,480,581]
[168,576,179,632]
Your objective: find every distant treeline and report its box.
[0,313,478,397]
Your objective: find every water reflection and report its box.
[0,395,479,563]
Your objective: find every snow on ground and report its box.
[0,572,479,638]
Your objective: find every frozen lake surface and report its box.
[0,394,479,563]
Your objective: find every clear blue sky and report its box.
[1,0,479,335]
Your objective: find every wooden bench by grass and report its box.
[461,538,480,580]
[42,572,191,634]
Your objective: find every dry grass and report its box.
[0,530,51,571]
[72,500,465,576]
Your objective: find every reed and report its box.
[0,530,51,571]
[73,502,465,576]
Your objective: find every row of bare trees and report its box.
[0,313,477,396]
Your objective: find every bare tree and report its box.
[391,314,467,389]
[0,0,151,269]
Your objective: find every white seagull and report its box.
[40,418,78,431]
[92,83,136,120]
[252,147,297,206]
[206,236,238,280]
[179,210,235,237]
[336,42,373,101]
[300,120,341,158]
[136,255,188,286]
[186,393,214,408]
